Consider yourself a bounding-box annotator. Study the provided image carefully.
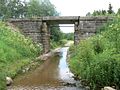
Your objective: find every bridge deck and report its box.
[42,16,79,24]
[9,16,111,24]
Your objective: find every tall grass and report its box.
[69,16,120,89]
[0,22,42,89]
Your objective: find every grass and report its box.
[69,16,120,89]
[0,21,42,89]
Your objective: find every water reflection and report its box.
[59,47,75,83]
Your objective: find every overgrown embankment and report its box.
[69,16,120,89]
[0,22,42,89]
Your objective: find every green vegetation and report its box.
[86,3,120,16]
[0,0,70,49]
[0,22,42,89]
[50,26,64,48]
[69,16,120,89]
[0,73,6,90]
[63,33,74,41]
[0,0,58,19]
[0,0,66,89]
[27,0,59,17]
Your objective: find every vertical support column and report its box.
[74,22,80,45]
[47,24,51,50]
[41,22,50,53]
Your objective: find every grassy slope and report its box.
[69,16,120,89]
[0,22,42,89]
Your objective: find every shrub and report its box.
[69,16,120,89]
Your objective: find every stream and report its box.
[8,47,85,90]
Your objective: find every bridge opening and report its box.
[49,24,74,44]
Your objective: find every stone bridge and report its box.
[9,16,111,53]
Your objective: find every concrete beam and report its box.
[42,16,79,21]
[42,16,79,24]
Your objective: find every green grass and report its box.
[0,22,42,89]
[50,39,67,49]
[69,16,120,89]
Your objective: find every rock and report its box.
[72,75,80,80]
[6,77,13,86]
[25,67,30,71]
[103,86,116,90]
[22,69,26,73]
[85,86,90,90]
[112,86,115,89]
[63,82,76,87]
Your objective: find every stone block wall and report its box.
[9,19,42,43]
[77,17,110,40]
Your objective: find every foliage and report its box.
[0,0,58,19]
[50,39,67,49]
[0,0,64,49]
[27,0,58,17]
[0,22,42,88]
[107,3,114,14]
[50,26,67,48]
[0,73,6,90]
[117,8,120,15]
[86,3,115,16]
[50,26,63,42]
[69,16,120,89]
[63,33,74,40]
[0,0,27,19]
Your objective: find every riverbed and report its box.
[8,47,85,90]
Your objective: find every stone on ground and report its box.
[102,86,116,90]
[6,77,13,86]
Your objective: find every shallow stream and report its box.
[8,47,84,90]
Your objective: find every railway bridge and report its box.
[9,16,111,53]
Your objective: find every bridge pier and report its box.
[41,22,50,53]
[74,22,80,45]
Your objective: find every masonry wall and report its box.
[9,19,42,43]
[78,17,110,40]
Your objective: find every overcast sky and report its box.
[50,0,120,33]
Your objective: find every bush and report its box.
[69,16,120,89]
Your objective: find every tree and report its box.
[64,33,74,40]
[92,10,102,16]
[86,12,91,16]
[26,0,59,17]
[86,3,115,16]
[0,0,27,19]
[107,3,114,14]
[117,8,120,15]
[50,26,63,42]
[101,10,106,15]
[0,0,59,19]
[0,0,7,19]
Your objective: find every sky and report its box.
[49,0,120,33]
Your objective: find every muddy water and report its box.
[8,47,84,90]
